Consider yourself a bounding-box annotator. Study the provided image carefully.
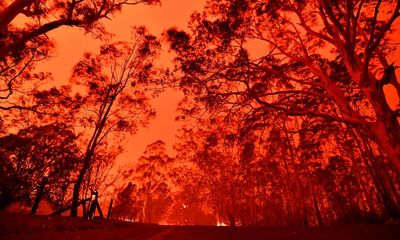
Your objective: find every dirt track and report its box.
[1,212,399,240]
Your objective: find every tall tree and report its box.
[69,27,159,216]
[133,140,173,223]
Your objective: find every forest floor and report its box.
[1,212,400,240]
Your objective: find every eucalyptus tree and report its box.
[69,27,159,216]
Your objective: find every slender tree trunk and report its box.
[279,145,298,224]
[227,210,236,227]
[71,87,116,217]
[282,121,311,225]
[347,106,379,216]
[107,198,114,219]
[387,175,400,207]
[71,155,93,217]
[71,164,89,217]
[313,194,324,226]
[336,127,375,217]
[31,177,48,215]
[142,194,148,223]
[58,184,66,213]
[228,183,236,226]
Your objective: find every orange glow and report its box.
[2,0,400,230]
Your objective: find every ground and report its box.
[0,212,399,240]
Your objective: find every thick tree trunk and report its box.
[0,18,81,59]
[342,60,400,172]
[364,84,400,171]
[369,115,400,172]
[0,0,34,31]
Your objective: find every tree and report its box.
[0,0,160,110]
[167,165,216,225]
[166,0,400,171]
[0,123,80,210]
[132,140,173,223]
[172,118,259,226]
[69,27,159,216]
[112,182,142,221]
[0,0,160,57]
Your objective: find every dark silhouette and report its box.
[30,176,48,215]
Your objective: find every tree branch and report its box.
[0,0,35,31]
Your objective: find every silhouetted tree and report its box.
[0,123,80,210]
[132,140,173,223]
[69,27,159,216]
[112,182,142,221]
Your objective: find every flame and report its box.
[217,222,227,226]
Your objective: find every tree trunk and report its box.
[347,65,400,172]
[31,177,48,215]
[71,157,91,217]
[369,113,400,172]
[313,195,324,226]
[0,0,34,31]
[70,89,115,217]
[142,194,148,223]
[107,199,114,219]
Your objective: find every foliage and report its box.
[0,123,80,210]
